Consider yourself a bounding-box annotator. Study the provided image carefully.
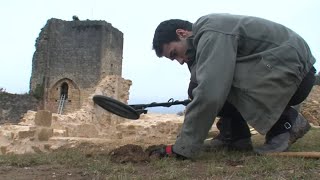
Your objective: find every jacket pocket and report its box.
[241,52,299,91]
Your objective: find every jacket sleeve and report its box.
[173,31,238,158]
[188,81,198,99]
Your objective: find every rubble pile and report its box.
[301,86,320,126]
[0,75,188,155]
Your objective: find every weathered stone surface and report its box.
[34,110,52,127]
[18,130,36,139]
[30,18,123,114]
[0,92,38,124]
[37,127,53,141]
[31,146,43,153]
[0,130,14,140]
[301,86,320,125]
[53,129,67,137]
[76,124,99,138]
[20,110,37,125]
[0,146,7,155]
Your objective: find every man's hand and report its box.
[145,144,187,160]
[145,144,173,159]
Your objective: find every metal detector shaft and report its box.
[129,99,190,109]
[129,99,191,115]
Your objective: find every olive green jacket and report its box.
[173,13,316,158]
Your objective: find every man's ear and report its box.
[176,29,189,38]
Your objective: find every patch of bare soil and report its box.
[109,144,150,163]
[0,165,94,180]
[108,144,172,163]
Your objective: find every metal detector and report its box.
[92,95,190,120]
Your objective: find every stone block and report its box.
[1,130,14,140]
[0,146,7,155]
[35,110,52,127]
[44,144,51,150]
[76,124,99,138]
[18,130,36,139]
[53,129,67,137]
[31,146,43,153]
[37,127,53,141]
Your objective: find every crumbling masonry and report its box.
[30,18,123,114]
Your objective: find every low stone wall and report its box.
[0,92,39,124]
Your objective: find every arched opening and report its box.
[48,78,81,113]
[60,82,69,99]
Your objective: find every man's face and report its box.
[161,29,191,65]
[162,40,189,65]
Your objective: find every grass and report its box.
[0,128,319,179]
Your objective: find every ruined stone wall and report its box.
[29,18,123,114]
[0,92,39,124]
[100,24,123,78]
[0,75,190,155]
[17,76,134,141]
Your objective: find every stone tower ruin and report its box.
[30,18,123,114]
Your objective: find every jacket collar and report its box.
[186,36,196,70]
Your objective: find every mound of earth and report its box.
[109,144,175,164]
[109,144,150,163]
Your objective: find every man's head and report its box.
[152,19,193,65]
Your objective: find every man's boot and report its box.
[254,107,311,154]
[204,117,253,151]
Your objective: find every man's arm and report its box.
[188,81,198,99]
[173,31,238,158]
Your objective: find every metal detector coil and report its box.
[93,95,140,119]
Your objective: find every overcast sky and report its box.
[1,0,319,105]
